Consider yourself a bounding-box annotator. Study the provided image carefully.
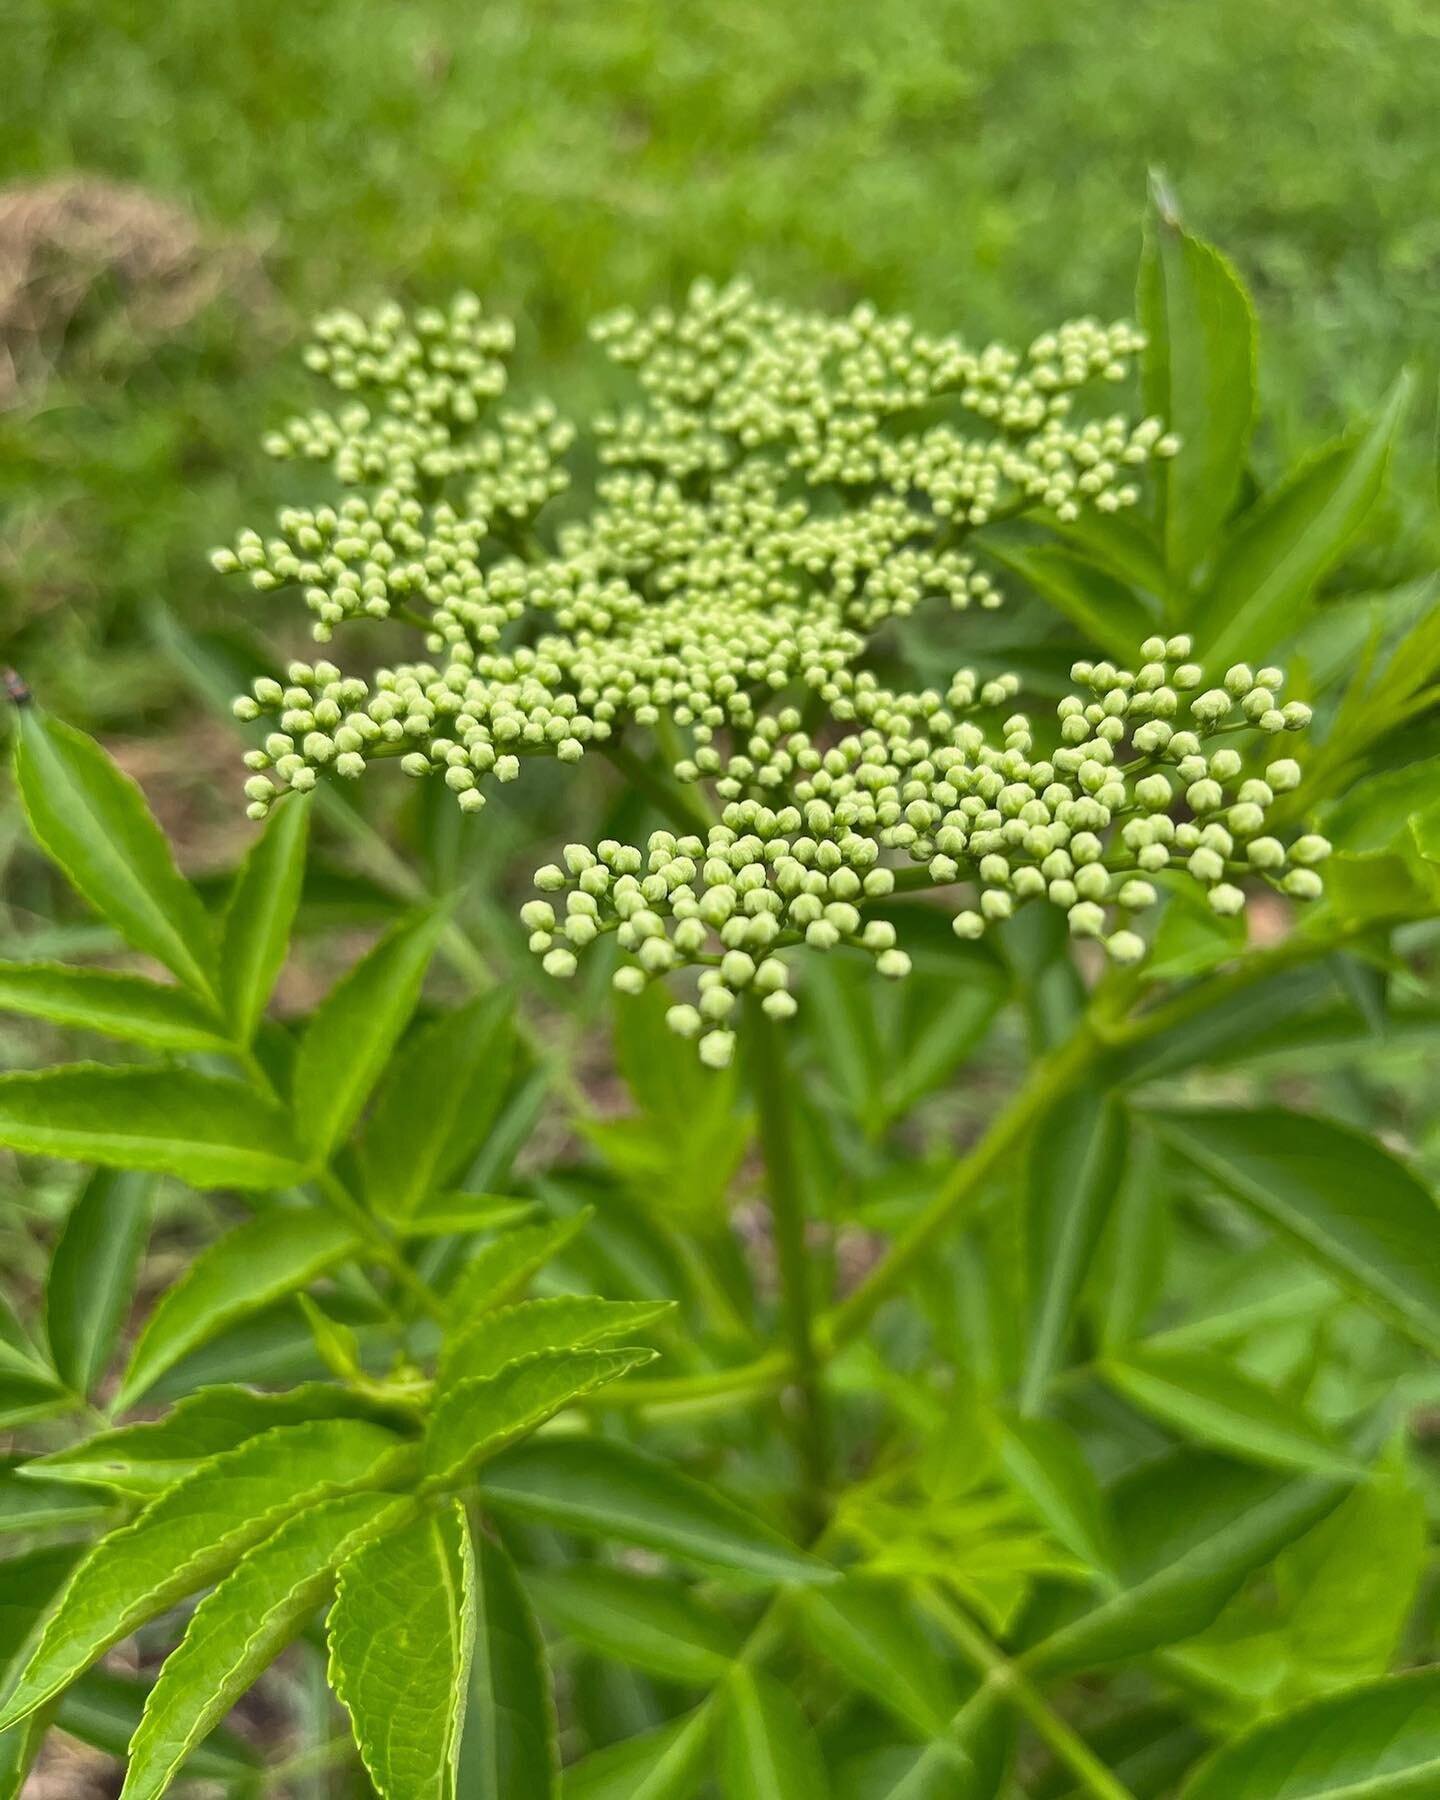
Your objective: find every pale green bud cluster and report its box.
[523,636,1329,1063]
[219,284,1178,818]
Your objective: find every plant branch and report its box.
[745,996,830,1525]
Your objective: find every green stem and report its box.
[312,1169,448,1325]
[919,1588,1137,1800]
[745,997,829,1526]
[600,737,714,833]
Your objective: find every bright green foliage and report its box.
[0,213,1436,1799]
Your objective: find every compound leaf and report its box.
[0,1417,408,1730]
[120,1491,408,1800]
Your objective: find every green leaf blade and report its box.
[14,711,217,997]
[0,964,228,1053]
[219,794,310,1043]
[117,1209,362,1409]
[461,1532,559,1800]
[0,1417,408,1730]
[120,1491,408,1800]
[46,1169,152,1400]
[328,1500,474,1800]
[0,1066,309,1190]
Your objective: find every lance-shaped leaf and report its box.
[526,1565,738,1686]
[481,1439,833,1587]
[120,1491,410,1800]
[219,793,309,1043]
[293,910,446,1159]
[423,1348,657,1488]
[363,989,515,1224]
[459,1531,559,1800]
[0,1417,407,1729]
[801,1577,957,1738]
[1102,1346,1361,1477]
[1138,188,1256,580]
[33,1382,395,1495]
[46,1168,152,1400]
[1150,1106,1440,1356]
[0,964,228,1053]
[439,1297,674,1392]
[117,1208,362,1409]
[1023,1451,1349,1680]
[395,1192,535,1239]
[328,1501,474,1800]
[0,1066,309,1190]
[1021,1088,1127,1411]
[995,1413,1117,1578]
[0,1544,86,1800]
[445,1211,593,1324]
[720,1671,827,1800]
[983,539,1154,660]
[1179,1667,1440,1799]
[14,710,217,997]
[1195,372,1411,663]
[563,1712,710,1800]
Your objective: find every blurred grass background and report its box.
[2,0,1438,728]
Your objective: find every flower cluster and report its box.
[521,638,1329,1065]
[222,282,1176,820]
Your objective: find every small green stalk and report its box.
[745,995,830,1528]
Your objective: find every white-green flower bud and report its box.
[1068,900,1105,938]
[698,1029,735,1069]
[1208,883,1246,916]
[542,946,577,978]
[1106,929,1145,964]
[1283,868,1324,901]
[613,965,647,995]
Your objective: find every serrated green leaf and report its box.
[1024,1452,1348,1680]
[329,1500,474,1800]
[0,1544,86,1800]
[1103,1346,1360,1477]
[720,1671,826,1800]
[459,1531,559,1800]
[526,1565,738,1685]
[0,1416,407,1729]
[363,991,514,1224]
[445,1212,593,1325]
[439,1298,674,1392]
[1195,373,1411,664]
[33,1382,395,1494]
[1021,1088,1127,1412]
[0,964,228,1052]
[219,793,309,1043]
[118,1208,361,1409]
[423,1348,657,1487]
[120,1490,408,1800]
[1179,1668,1440,1799]
[481,1438,833,1588]
[995,1414,1116,1578]
[14,710,218,997]
[46,1169,151,1399]
[562,1711,710,1800]
[1150,1106,1440,1356]
[293,911,445,1159]
[0,1065,309,1190]
[1138,193,1256,579]
[0,1372,68,1431]
[801,1576,957,1738]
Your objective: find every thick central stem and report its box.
[744,997,829,1526]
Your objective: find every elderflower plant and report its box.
[217,282,1327,1063]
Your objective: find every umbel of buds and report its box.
[217,283,1327,1063]
[522,637,1328,1066]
